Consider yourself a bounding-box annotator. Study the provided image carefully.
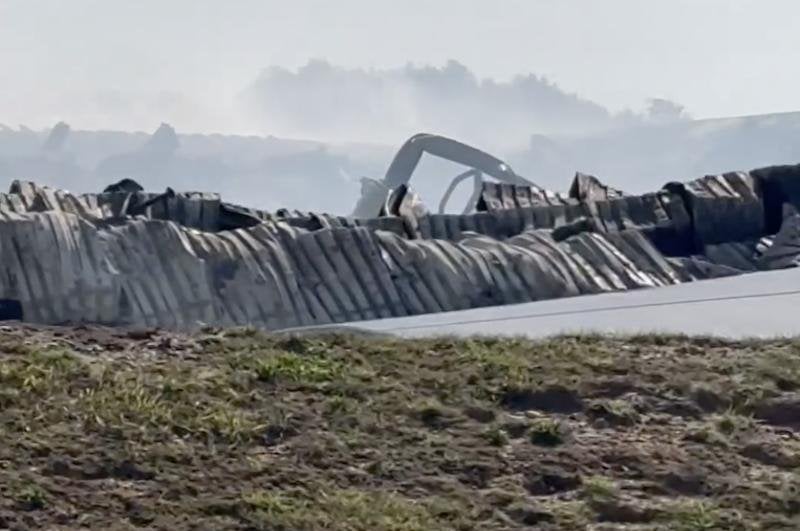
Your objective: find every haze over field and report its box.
[1,0,799,212]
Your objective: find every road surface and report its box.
[316,268,800,339]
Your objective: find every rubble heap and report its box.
[0,163,797,330]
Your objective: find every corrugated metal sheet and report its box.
[668,171,764,247]
[757,214,800,270]
[422,190,691,256]
[0,207,688,330]
[0,163,797,331]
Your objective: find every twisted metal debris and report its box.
[0,134,798,330]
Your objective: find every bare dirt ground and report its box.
[1,325,799,530]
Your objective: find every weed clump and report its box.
[529,419,565,447]
[253,352,342,384]
[241,488,440,531]
[14,483,47,511]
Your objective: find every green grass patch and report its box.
[11,481,48,510]
[252,352,344,384]
[581,476,619,502]
[481,425,509,447]
[664,500,723,530]
[0,347,86,395]
[529,418,564,447]
[241,488,442,531]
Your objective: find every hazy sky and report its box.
[2,0,799,137]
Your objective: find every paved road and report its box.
[323,268,800,339]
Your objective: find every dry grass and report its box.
[0,326,799,529]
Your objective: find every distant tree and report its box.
[145,123,180,156]
[42,122,71,152]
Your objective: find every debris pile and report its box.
[0,156,798,330]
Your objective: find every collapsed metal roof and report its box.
[0,136,797,330]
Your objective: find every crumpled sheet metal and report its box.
[478,172,624,210]
[667,171,764,248]
[474,168,797,259]
[757,214,800,270]
[0,163,798,330]
[0,200,686,330]
[421,189,692,257]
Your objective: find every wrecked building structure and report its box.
[0,134,797,330]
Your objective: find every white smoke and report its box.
[240,59,635,149]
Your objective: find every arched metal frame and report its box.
[437,169,484,215]
[352,133,537,218]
